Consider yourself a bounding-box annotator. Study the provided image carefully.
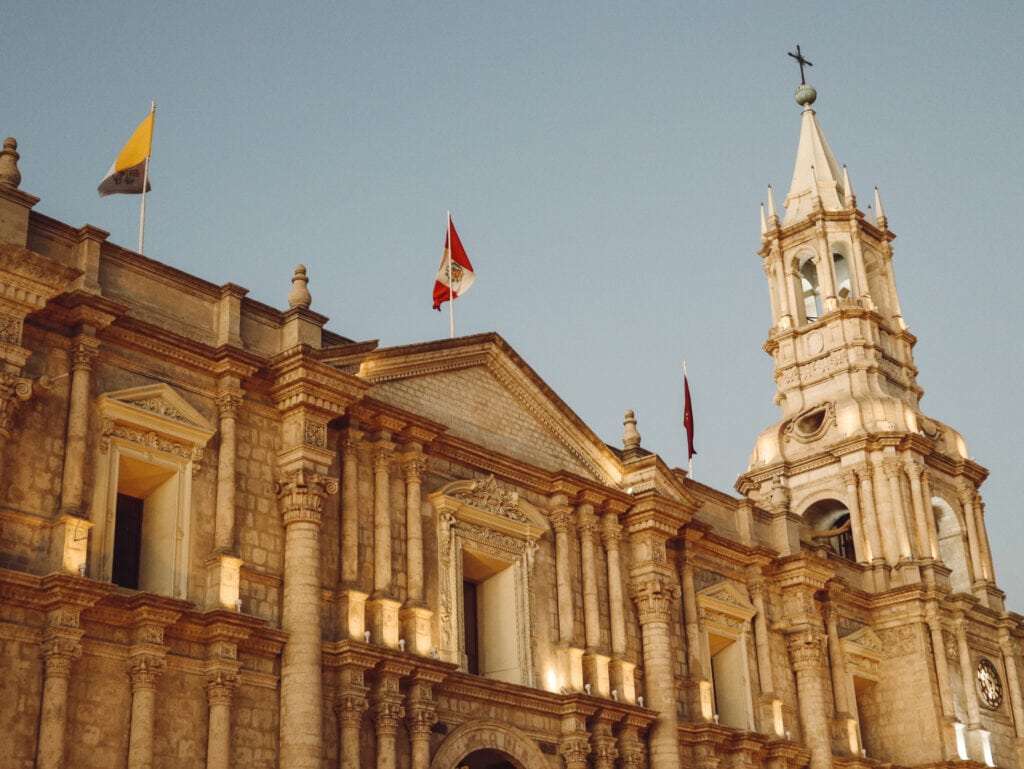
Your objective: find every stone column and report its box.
[954,615,982,726]
[338,429,367,641]
[371,664,406,769]
[787,631,832,769]
[214,389,242,551]
[368,439,400,647]
[924,606,956,749]
[617,719,647,769]
[204,671,240,769]
[335,664,370,769]
[904,461,933,560]
[957,482,985,586]
[35,636,83,769]
[277,469,337,769]
[404,454,425,604]
[974,496,994,582]
[883,459,913,559]
[813,229,839,310]
[207,386,244,609]
[551,506,575,644]
[823,602,858,754]
[841,469,872,563]
[920,470,940,560]
[632,577,682,769]
[998,626,1024,766]
[749,579,783,735]
[577,504,601,651]
[58,338,99,517]
[372,442,394,596]
[127,653,167,769]
[680,537,704,680]
[400,453,432,655]
[405,672,442,769]
[860,462,893,564]
[558,715,590,769]
[601,513,633,701]
[577,501,608,694]
[591,718,618,769]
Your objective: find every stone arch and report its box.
[429,720,550,769]
[798,496,855,561]
[932,495,971,593]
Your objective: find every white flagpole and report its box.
[684,359,693,479]
[137,101,155,254]
[447,210,455,339]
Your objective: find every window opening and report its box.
[799,255,822,321]
[463,580,480,675]
[833,252,852,299]
[112,493,144,589]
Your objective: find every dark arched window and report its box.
[803,499,855,560]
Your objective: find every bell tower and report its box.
[737,75,998,606]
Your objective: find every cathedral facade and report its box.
[2,83,1023,769]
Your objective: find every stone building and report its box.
[2,80,1023,769]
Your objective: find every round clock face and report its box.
[976,658,1004,709]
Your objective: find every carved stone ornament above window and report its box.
[783,402,836,444]
[97,384,215,470]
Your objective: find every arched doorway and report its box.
[429,720,549,769]
[456,748,521,769]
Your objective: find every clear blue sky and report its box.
[6,2,1024,609]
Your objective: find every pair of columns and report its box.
[338,430,431,652]
[550,499,632,699]
[335,663,441,769]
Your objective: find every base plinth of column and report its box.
[338,589,369,641]
[556,645,585,692]
[52,514,92,575]
[204,553,243,610]
[399,605,433,656]
[609,658,636,704]
[582,652,610,697]
[367,597,401,648]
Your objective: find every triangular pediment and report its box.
[841,626,885,659]
[98,384,215,446]
[696,580,756,620]
[360,334,622,486]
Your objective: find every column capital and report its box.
[882,458,903,480]
[215,389,244,419]
[371,700,404,734]
[69,338,101,370]
[402,455,425,482]
[840,468,859,487]
[559,735,591,769]
[204,670,240,705]
[903,459,925,480]
[40,636,82,678]
[276,468,338,526]
[551,507,575,534]
[335,689,369,726]
[631,577,680,625]
[600,517,623,549]
[127,653,167,690]
[786,631,825,671]
[0,371,33,437]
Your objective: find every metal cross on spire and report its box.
[788,45,813,85]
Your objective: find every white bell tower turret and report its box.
[738,72,998,607]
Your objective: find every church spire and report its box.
[783,84,845,224]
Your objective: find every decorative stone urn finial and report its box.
[0,137,22,188]
[622,409,641,452]
[287,264,311,309]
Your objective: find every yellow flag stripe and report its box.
[114,111,154,172]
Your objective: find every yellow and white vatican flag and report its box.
[98,107,154,197]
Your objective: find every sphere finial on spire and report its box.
[788,45,817,107]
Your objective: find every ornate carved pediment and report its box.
[696,580,756,631]
[430,475,547,541]
[98,384,215,467]
[841,626,885,681]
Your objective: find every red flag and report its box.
[432,215,476,310]
[684,374,696,460]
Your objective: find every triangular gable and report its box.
[359,334,621,486]
[98,383,215,447]
[841,626,884,681]
[697,580,757,620]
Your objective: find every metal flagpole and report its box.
[684,360,693,479]
[138,101,155,255]
[448,210,455,339]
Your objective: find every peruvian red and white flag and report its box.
[432,214,475,311]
